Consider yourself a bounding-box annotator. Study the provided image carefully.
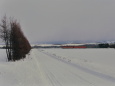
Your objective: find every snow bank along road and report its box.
[32,49,115,86]
[1,48,115,86]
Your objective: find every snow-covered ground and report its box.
[0,48,115,86]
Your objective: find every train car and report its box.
[61,46,86,48]
[61,44,87,49]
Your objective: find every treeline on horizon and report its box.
[31,43,115,48]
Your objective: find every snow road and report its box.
[32,49,115,86]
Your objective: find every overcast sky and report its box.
[0,0,115,43]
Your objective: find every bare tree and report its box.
[0,16,12,61]
[0,16,31,61]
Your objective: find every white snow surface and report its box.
[0,48,115,86]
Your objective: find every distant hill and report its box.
[33,40,115,45]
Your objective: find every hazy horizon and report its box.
[0,0,115,44]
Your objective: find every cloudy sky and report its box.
[0,0,115,43]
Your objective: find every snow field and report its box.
[0,49,43,86]
[38,48,115,86]
[43,48,115,77]
[0,48,115,86]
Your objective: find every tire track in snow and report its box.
[45,71,62,86]
[33,49,63,86]
[37,49,96,86]
[69,71,96,86]
[40,50,115,83]
[32,49,52,86]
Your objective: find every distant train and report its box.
[61,44,87,49]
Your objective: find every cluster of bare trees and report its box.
[0,16,31,61]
